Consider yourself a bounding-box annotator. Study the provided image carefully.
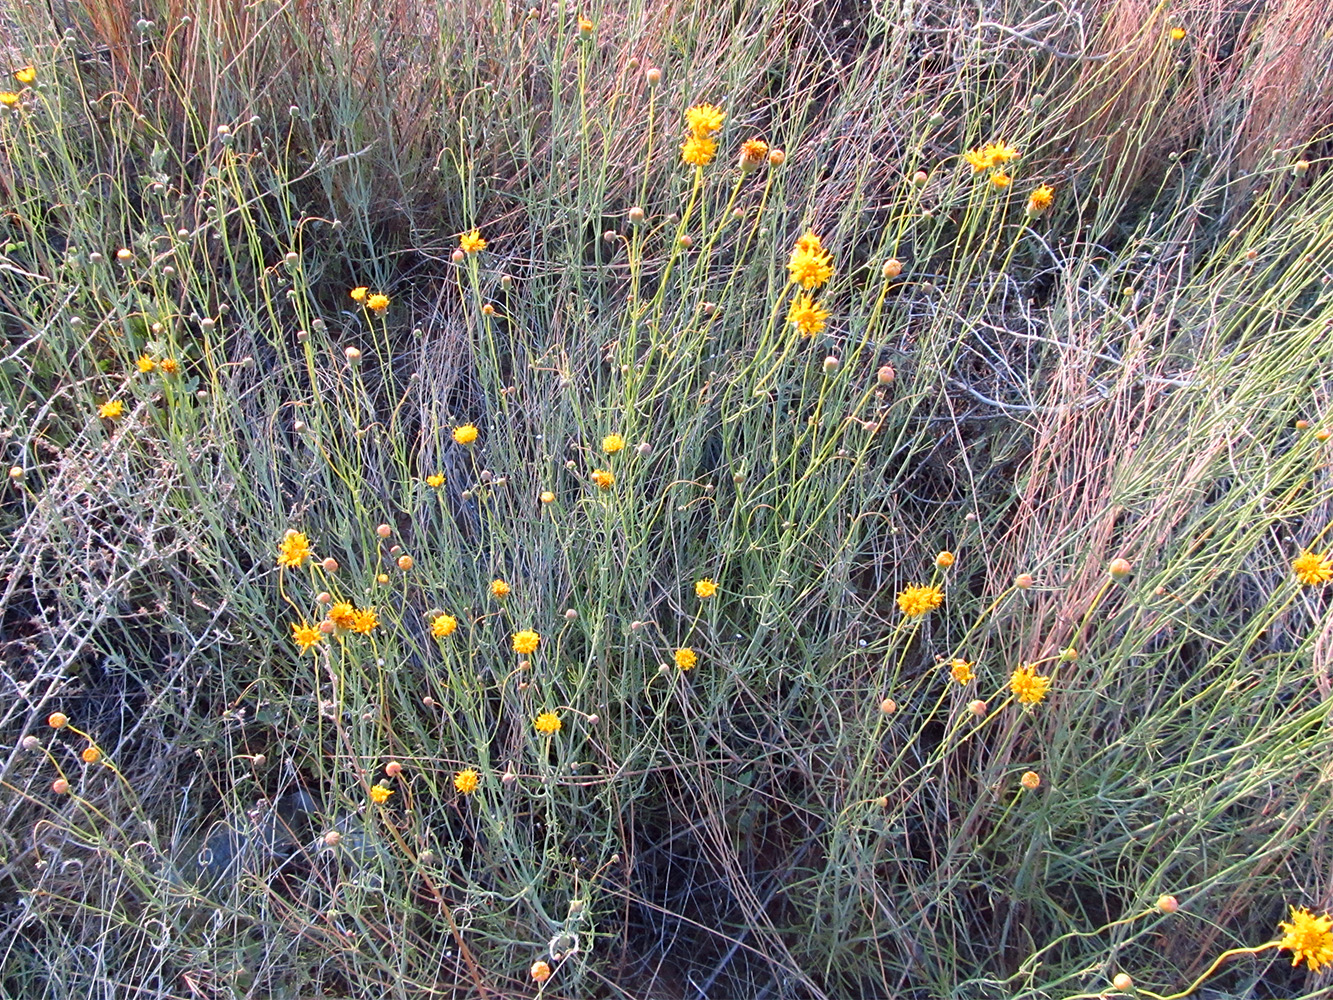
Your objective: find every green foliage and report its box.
[2,1,1333,997]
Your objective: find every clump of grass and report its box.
[2,1,1333,997]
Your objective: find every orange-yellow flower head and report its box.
[512,629,540,655]
[291,621,323,654]
[787,235,834,291]
[277,530,313,568]
[991,171,1012,190]
[99,400,124,419]
[367,293,390,314]
[1010,663,1051,706]
[949,659,974,684]
[739,138,769,172]
[896,584,943,617]
[602,433,625,454]
[534,711,562,735]
[591,468,615,490]
[328,602,357,629]
[431,613,457,638]
[681,133,717,167]
[685,103,725,136]
[426,473,445,488]
[491,578,510,598]
[136,355,155,373]
[1026,184,1055,217]
[350,286,368,302]
[369,783,394,805]
[460,229,487,254]
[14,66,35,85]
[675,647,697,670]
[787,294,829,337]
[350,607,379,634]
[453,424,478,446]
[695,578,717,599]
[454,768,480,794]
[1279,906,1333,972]
[1293,550,1333,586]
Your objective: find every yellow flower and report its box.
[1169,26,1187,41]
[578,16,594,35]
[896,584,943,617]
[426,473,445,488]
[0,92,18,107]
[949,659,974,684]
[460,229,487,254]
[739,138,769,171]
[681,133,717,167]
[695,578,717,599]
[787,237,834,290]
[991,171,1012,189]
[136,355,155,373]
[513,629,540,655]
[685,103,725,136]
[534,711,562,735]
[369,783,394,805]
[454,768,480,794]
[277,530,313,568]
[99,400,124,419]
[531,960,552,983]
[350,286,369,302]
[1293,550,1333,586]
[591,468,614,490]
[602,433,625,454]
[1010,663,1051,706]
[453,424,478,445]
[431,613,457,638]
[491,578,511,598]
[291,621,323,653]
[1279,906,1333,972]
[675,647,697,670]
[787,294,830,337]
[1026,184,1055,217]
[159,358,181,375]
[987,141,1020,166]
[350,607,379,634]
[14,66,35,85]
[366,293,390,314]
[540,491,555,504]
[328,602,357,629]
[963,147,991,173]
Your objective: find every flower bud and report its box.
[882,258,903,278]
[1157,894,1179,913]
[968,700,988,717]
[344,346,361,363]
[397,555,414,570]
[1020,771,1040,790]
[823,356,840,373]
[1015,573,1034,589]
[324,830,342,846]
[645,67,661,86]
[877,365,895,384]
[48,712,68,729]
[385,761,402,776]
[912,170,927,188]
[1112,973,1133,991]
[1108,558,1132,580]
[377,524,392,537]
[768,148,786,166]
[628,206,645,225]
[879,698,897,714]
[52,778,70,795]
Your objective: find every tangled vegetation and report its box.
[3,0,1333,996]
